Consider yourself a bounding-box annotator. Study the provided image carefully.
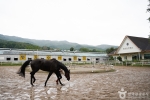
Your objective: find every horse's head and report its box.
[65,70,70,81]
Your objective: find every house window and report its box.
[144,54,150,59]
[132,54,142,61]
[124,56,127,60]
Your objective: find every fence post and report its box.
[142,60,143,66]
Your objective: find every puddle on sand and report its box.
[47,88,57,94]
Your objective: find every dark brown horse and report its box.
[17,58,70,86]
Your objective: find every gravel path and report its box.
[0,66,150,100]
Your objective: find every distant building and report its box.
[108,35,150,61]
[0,48,108,63]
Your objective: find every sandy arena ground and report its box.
[0,65,150,100]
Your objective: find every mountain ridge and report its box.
[0,34,118,50]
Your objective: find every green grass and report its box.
[0,62,22,66]
[128,65,150,67]
[114,64,150,67]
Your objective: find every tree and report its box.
[109,56,114,60]
[92,49,96,52]
[79,47,90,52]
[117,56,122,61]
[147,0,150,22]
[0,39,41,49]
[70,47,74,51]
[106,47,116,54]
[42,46,48,50]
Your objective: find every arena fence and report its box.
[101,60,150,66]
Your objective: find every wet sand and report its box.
[0,65,150,100]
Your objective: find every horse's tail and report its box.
[17,60,32,78]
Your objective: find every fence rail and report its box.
[98,60,150,66]
[0,60,150,67]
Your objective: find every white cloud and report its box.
[0,0,149,46]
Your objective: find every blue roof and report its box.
[0,49,107,57]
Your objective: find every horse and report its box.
[17,58,70,86]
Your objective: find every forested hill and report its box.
[0,34,118,50]
[0,39,41,49]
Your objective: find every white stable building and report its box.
[109,35,150,61]
[0,49,107,63]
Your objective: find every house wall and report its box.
[114,36,150,61]
[114,52,150,61]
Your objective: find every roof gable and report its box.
[117,36,141,54]
[128,36,150,51]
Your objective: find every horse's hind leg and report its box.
[30,67,39,86]
[32,75,36,83]
[30,71,34,86]
[30,71,37,86]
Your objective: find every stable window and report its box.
[87,58,90,61]
[96,58,99,63]
[68,58,72,61]
[28,58,32,60]
[63,58,66,61]
[96,58,99,60]
[14,58,18,61]
[6,58,11,61]
[78,58,81,61]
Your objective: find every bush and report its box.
[117,56,122,61]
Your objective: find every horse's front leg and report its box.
[55,72,64,86]
[45,72,53,87]
[56,78,63,85]
[58,78,64,86]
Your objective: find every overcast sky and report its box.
[0,0,149,46]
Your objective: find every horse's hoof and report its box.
[61,84,65,86]
[33,80,36,83]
